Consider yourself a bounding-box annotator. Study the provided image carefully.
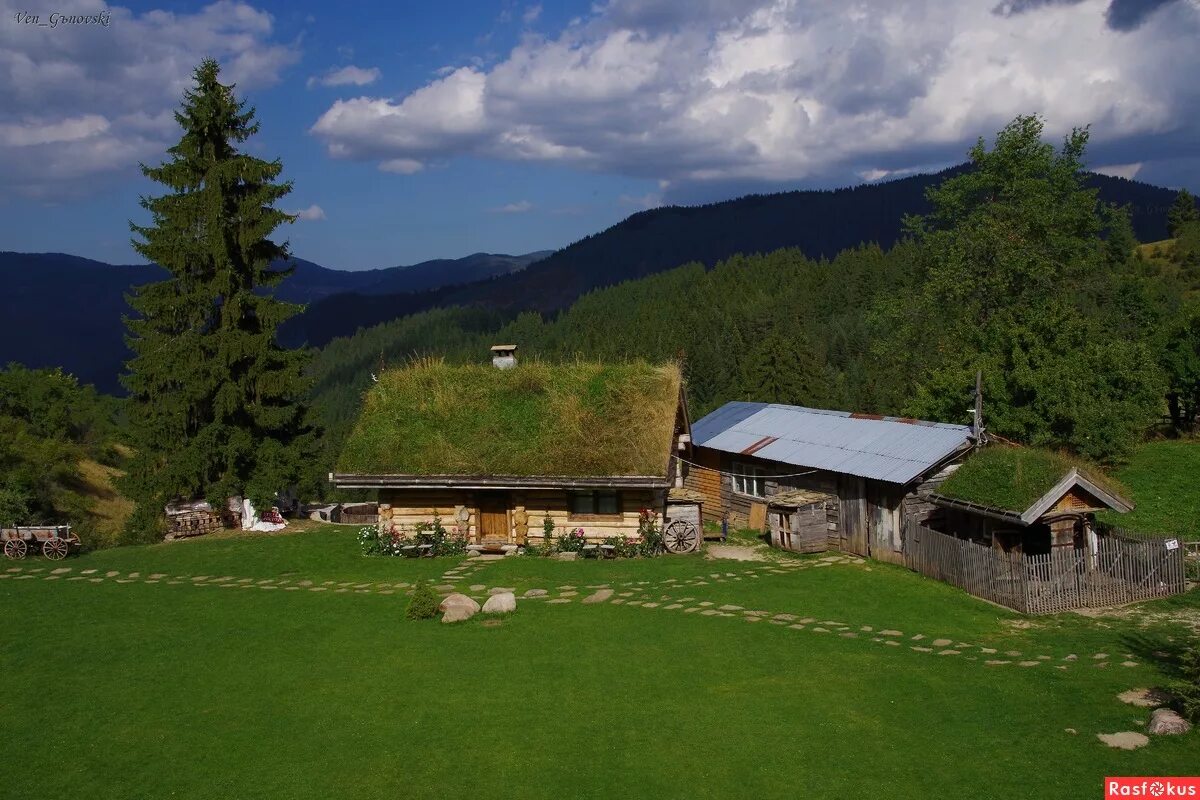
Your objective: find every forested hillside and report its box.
[307,118,1200,493]
[283,169,1182,348]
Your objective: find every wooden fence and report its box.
[903,521,1187,614]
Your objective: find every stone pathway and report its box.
[0,558,1142,674]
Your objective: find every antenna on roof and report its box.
[970,369,986,446]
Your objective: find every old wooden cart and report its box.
[2,525,79,560]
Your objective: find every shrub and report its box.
[360,516,468,558]
[1175,636,1200,722]
[557,527,587,552]
[637,508,663,557]
[405,582,441,620]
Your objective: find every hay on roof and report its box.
[337,357,682,477]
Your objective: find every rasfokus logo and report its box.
[1106,778,1200,798]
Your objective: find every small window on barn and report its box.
[732,462,766,498]
[568,490,620,516]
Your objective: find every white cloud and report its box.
[523,4,542,24]
[306,64,381,89]
[1093,162,1143,179]
[490,200,534,213]
[287,204,326,221]
[0,0,300,198]
[617,192,662,209]
[310,0,1200,195]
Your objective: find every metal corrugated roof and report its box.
[691,402,973,485]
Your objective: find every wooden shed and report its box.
[767,489,837,554]
[927,448,1134,556]
[683,402,975,564]
[330,354,691,550]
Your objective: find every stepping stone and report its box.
[883,640,900,647]
[744,615,762,622]
[1005,650,1021,657]
[839,632,857,638]
[812,627,829,633]
[626,601,643,606]
[773,614,796,622]
[309,587,327,592]
[470,584,486,591]
[770,620,788,625]
[582,589,614,604]
[105,571,119,577]
[89,578,103,583]
[523,589,548,598]
[488,587,516,595]
[932,638,953,647]
[985,660,1011,666]
[938,650,961,656]
[51,567,71,574]
[860,625,874,632]
[286,586,301,591]
[980,648,997,654]
[642,602,660,608]
[1121,661,1139,667]
[797,617,815,624]
[298,580,313,587]
[1037,655,1051,660]
[664,604,683,610]
[150,573,166,580]
[1097,732,1149,750]
[1095,662,1109,668]
[126,572,140,578]
[719,604,743,611]
[911,646,932,652]
[611,599,625,605]
[559,591,578,598]
[44,576,60,581]
[789,624,806,630]
[698,601,714,607]
[1018,661,1041,667]
[700,609,719,616]
[435,585,457,591]
[1093,653,1108,659]
[546,598,571,604]
[880,630,902,637]
[618,592,635,598]
[910,634,925,640]
[557,585,576,590]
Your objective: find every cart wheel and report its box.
[663,520,699,554]
[4,540,27,560]
[42,539,68,560]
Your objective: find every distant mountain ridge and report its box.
[283,167,1182,348]
[0,249,551,393]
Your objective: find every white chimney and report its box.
[490,344,517,369]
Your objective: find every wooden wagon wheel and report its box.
[4,539,27,560]
[42,539,69,560]
[663,520,699,554]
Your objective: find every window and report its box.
[732,462,766,497]
[568,490,620,516]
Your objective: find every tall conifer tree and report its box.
[121,59,314,540]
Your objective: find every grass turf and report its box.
[2,527,1197,799]
[336,357,682,477]
[1097,439,1200,539]
[937,446,1126,514]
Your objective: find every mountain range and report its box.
[1,167,1183,393]
[0,250,550,392]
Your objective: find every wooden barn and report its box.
[926,447,1134,555]
[684,402,976,563]
[330,351,690,550]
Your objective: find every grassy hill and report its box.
[1098,440,1200,539]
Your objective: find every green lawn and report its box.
[1099,440,1200,539]
[2,526,1196,799]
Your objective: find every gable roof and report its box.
[930,447,1132,524]
[333,358,684,488]
[691,401,974,484]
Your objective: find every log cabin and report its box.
[330,351,690,551]
[684,402,976,563]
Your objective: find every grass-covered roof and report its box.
[936,447,1127,515]
[336,358,682,477]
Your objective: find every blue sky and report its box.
[2,0,1199,269]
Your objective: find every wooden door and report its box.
[839,476,868,557]
[866,481,904,564]
[478,495,510,543]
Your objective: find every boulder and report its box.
[523,588,548,597]
[440,593,480,623]
[1148,708,1192,736]
[555,552,578,561]
[482,592,517,614]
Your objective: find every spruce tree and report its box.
[1168,189,1199,237]
[121,59,315,541]
[739,324,826,407]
